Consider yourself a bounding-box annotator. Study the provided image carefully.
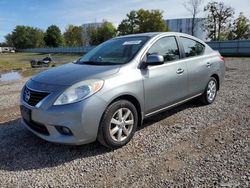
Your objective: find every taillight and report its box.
[220,56,225,62]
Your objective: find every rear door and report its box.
[141,36,188,115]
[179,37,210,96]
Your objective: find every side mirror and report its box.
[146,54,164,66]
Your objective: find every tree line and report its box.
[184,0,250,41]
[2,9,168,49]
[204,1,250,41]
[1,1,250,49]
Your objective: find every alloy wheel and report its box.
[109,108,134,142]
[207,80,217,102]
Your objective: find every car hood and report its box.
[31,63,121,86]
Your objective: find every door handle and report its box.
[176,68,184,74]
[206,62,211,67]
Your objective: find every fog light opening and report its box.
[55,126,73,136]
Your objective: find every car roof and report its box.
[116,32,197,38]
[115,32,206,44]
[115,32,162,38]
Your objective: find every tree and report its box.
[5,25,45,49]
[5,34,14,47]
[117,9,168,35]
[29,28,45,48]
[0,42,9,47]
[89,21,116,45]
[184,0,203,36]
[204,1,234,41]
[44,25,63,47]
[118,11,140,35]
[228,12,250,40]
[64,25,84,46]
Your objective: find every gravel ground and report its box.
[0,58,249,187]
[0,78,28,122]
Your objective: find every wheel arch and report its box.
[211,74,220,90]
[105,94,143,127]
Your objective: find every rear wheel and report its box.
[98,100,138,149]
[200,77,218,105]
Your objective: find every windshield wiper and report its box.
[77,61,122,66]
[77,61,102,65]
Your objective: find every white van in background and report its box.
[0,47,15,53]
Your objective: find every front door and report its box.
[141,36,188,115]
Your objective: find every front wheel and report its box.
[200,77,218,105]
[97,100,138,149]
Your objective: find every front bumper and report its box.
[20,92,107,145]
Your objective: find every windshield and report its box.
[77,36,149,65]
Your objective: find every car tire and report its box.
[97,100,138,149]
[200,77,218,105]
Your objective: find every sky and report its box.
[0,0,250,42]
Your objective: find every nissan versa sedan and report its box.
[20,32,225,148]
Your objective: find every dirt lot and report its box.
[0,58,249,187]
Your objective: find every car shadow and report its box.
[141,99,203,129]
[0,100,203,172]
[0,118,111,172]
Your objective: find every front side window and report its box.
[77,36,149,65]
[147,36,180,62]
[180,37,205,57]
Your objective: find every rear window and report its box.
[180,37,205,57]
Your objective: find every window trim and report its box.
[179,36,206,59]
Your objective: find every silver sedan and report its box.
[20,32,225,148]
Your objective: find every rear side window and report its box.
[147,36,180,62]
[180,37,205,57]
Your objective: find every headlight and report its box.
[54,79,104,105]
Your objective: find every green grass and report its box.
[0,53,81,73]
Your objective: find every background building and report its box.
[165,18,207,41]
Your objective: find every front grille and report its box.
[23,86,49,106]
[24,119,50,135]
